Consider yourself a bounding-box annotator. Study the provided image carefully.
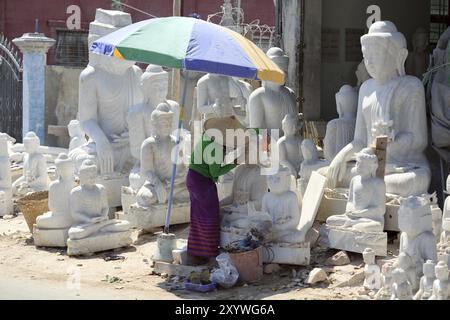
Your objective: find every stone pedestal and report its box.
[116,202,190,231]
[319,225,387,256]
[67,230,132,256]
[120,186,136,215]
[33,225,68,247]
[13,33,55,142]
[263,242,310,265]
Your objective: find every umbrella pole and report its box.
[163,71,189,235]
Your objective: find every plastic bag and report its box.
[210,253,239,288]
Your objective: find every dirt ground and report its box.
[0,213,399,300]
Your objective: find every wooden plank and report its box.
[374,136,388,179]
[47,125,69,137]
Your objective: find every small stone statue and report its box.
[36,153,75,230]
[298,139,328,196]
[68,120,87,153]
[438,175,450,251]
[323,85,358,162]
[398,196,437,280]
[248,47,297,135]
[406,28,429,80]
[429,261,450,300]
[262,167,303,243]
[277,114,303,177]
[363,248,381,290]
[0,133,12,217]
[390,268,413,300]
[395,252,418,291]
[326,148,385,233]
[136,103,188,208]
[413,260,436,300]
[375,263,394,300]
[12,132,49,196]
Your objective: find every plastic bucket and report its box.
[228,246,263,283]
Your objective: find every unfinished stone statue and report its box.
[298,139,328,196]
[248,47,297,135]
[127,64,180,192]
[136,103,189,208]
[262,167,302,244]
[398,196,437,279]
[196,73,251,121]
[375,263,394,300]
[396,252,419,291]
[68,120,87,153]
[438,175,450,251]
[326,21,430,197]
[34,153,75,247]
[12,132,49,196]
[0,133,12,216]
[413,260,436,300]
[70,9,143,176]
[326,148,385,233]
[429,261,450,300]
[278,114,303,177]
[363,247,381,290]
[391,268,413,300]
[356,59,371,87]
[323,85,358,162]
[406,28,429,79]
[67,159,131,256]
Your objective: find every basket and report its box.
[228,246,264,283]
[16,191,49,232]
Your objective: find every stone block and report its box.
[33,225,69,247]
[117,202,190,231]
[120,187,136,215]
[263,242,310,265]
[94,8,132,28]
[153,261,208,277]
[97,175,128,208]
[319,225,387,256]
[67,230,132,256]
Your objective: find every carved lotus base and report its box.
[319,224,387,256]
[33,225,69,247]
[67,230,132,256]
[116,202,190,231]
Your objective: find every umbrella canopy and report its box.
[91,16,285,84]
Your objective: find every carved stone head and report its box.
[398,196,433,237]
[266,166,291,194]
[55,153,74,180]
[141,64,169,104]
[23,131,40,154]
[335,85,358,118]
[68,120,83,138]
[79,159,97,187]
[281,114,301,136]
[363,247,376,264]
[423,260,436,277]
[267,47,289,75]
[301,139,318,163]
[361,21,408,81]
[435,261,449,281]
[151,103,173,137]
[355,148,378,178]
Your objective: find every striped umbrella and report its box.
[91,16,285,235]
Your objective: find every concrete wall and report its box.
[320,0,431,120]
[45,65,82,147]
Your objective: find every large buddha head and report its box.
[361,21,408,83]
[141,65,169,104]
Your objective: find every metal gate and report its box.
[0,34,22,142]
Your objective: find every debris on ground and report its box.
[263,263,281,274]
[104,254,126,262]
[326,251,351,266]
[306,268,328,285]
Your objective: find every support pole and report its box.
[170,0,182,101]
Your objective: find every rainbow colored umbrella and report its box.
[91,16,285,236]
[91,16,285,84]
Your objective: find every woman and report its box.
[186,116,248,265]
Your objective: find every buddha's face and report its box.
[79,167,97,187]
[355,157,377,178]
[142,76,169,103]
[56,162,74,180]
[154,117,172,137]
[363,251,375,264]
[24,138,39,153]
[362,41,398,81]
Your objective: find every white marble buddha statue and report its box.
[127,65,180,191]
[136,103,188,208]
[396,252,419,291]
[277,114,303,177]
[248,47,297,135]
[0,133,12,216]
[195,73,251,121]
[298,139,329,196]
[429,261,450,300]
[262,167,303,244]
[438,175,450,251]
[36,153,75,229]
[398,196,437,279]
[12,132,49,195]
[363,247,381,290]
[406,28,429,80]
[414,260,436,300]
[326,21,430,197]
[70,13,143,176]
[356,59,371,88]
[68,120,87,153]
[375,263,394,300]
[390,268,413,300]
[326,148,386,233]
[68,160,130,241]
[323,85,358,161]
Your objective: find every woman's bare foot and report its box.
[186,254,208,266]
